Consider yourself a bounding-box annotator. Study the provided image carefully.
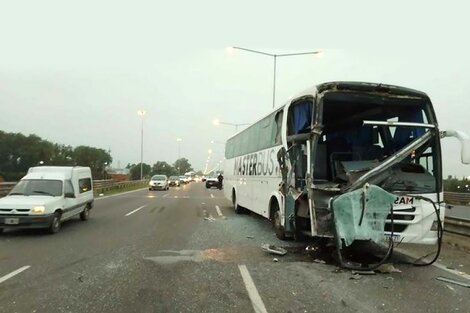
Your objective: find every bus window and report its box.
[274,110,283,144]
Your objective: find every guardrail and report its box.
[444,192,470,205]
[444,216,470,237]
[0,179,147,197]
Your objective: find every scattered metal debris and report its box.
[246,235,254,239]
[204,216,216,221]
[305,246,318,252]
[313,259,326,264]
[349,274,362,280]
[261,244,287,256]
[273,258,279,262]
[352,270,376,275]
[375,264,402,274]
[436,276,470,288]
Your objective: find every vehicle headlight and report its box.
[31,206,46,214]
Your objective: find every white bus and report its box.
[223,81,470,248]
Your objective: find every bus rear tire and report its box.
[272,201,286,240]
[232,190,244,214]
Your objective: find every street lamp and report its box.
[229,47,323,108]
[213,119,250,132]
[176,138,183,160]
[137,109,146,180]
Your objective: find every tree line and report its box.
[0,130,112,181]
[126,158,195,180]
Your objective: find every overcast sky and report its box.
[1,0,469,176]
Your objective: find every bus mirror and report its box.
[441,130,470,164]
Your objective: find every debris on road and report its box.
[305,245,318,252]
[273,258,279,262]
[436,276,470,288]
[246,235,254,239]
[99,193,104,196]
[349,274,362,280]
[352,270,376,275]
[313,259,326,264]
[261,244,287,256]
[375,264,402,274]
[204,216,216,222]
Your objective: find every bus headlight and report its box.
[31,206,46,214]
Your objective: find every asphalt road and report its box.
[1,182,470,313]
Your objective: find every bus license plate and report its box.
[4,218,19,225]
[384,234,401,243]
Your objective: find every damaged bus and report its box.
[224,81,470,267]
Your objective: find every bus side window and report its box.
[274,111,283,144]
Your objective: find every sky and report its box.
[1,0,469,176]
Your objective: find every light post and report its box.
[137,110,146,180]
[176,138,183,160]
[229,47,323,108]
[213,119,250,132]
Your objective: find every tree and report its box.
[72,146,112,179]
[173,158,193,175]
[151,161,177,177]
[129,163,151,180]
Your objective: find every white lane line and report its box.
[174,196,178,199]
[215,205,224,217]
[162,194,169,198]
[183,196,189,199]
[125,205,146,217]
[0,266,31,284]
[210,194,214,198]
[238,265,268,313]
[395,248,470,280]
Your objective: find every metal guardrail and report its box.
[444,192,470,205]
[444,216,470,237]
[0,179,147,197]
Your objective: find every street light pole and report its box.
[230,47,322,108]
[213,119,250,132]
[137,110,146,180]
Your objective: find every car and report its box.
[179,176,189,184]
[149,175,169,191]
[205,176,220,189]
[168,176,181,187]
[0,166,94,234]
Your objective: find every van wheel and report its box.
[272,201,286,240]
[232,190,244,214]
[80,205,90,221]
[49,212,62,234]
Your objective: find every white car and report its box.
[149,175,169,191]
[0,166,94,234]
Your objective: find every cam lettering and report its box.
[394,197,414,205]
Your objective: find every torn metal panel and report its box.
[331,184,395,247]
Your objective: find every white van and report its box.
[0,166,94,234]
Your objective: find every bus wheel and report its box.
[272,201,286,240]
[232,190,244,214]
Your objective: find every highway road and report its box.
[1,182,470,313]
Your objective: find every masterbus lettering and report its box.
[233,148,278,176]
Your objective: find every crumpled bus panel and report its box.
[331,184,395,247]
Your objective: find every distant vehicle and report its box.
[0,166,94,234]
[149,175,169,191]
[168,176,181,187]
[205,176,220,189]
[179,176,188,184]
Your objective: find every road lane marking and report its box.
[183,196,189,199]
[0,266,31,284]
[215,205,224,217]
[163,194,169,198]
[96,187,148,201]
[210,194,214,198]
[125,205,146,217]
[238,265,268,313]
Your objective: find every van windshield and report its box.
[9,179,63,197]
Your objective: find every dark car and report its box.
[168,176,181,187]
[205,177,220,189]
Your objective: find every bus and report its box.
[223,81,470,248]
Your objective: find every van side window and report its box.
[64,180,74,195]
[79,178,92,193]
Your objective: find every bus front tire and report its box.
[232,190,244,214]
[272,202,286,240]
